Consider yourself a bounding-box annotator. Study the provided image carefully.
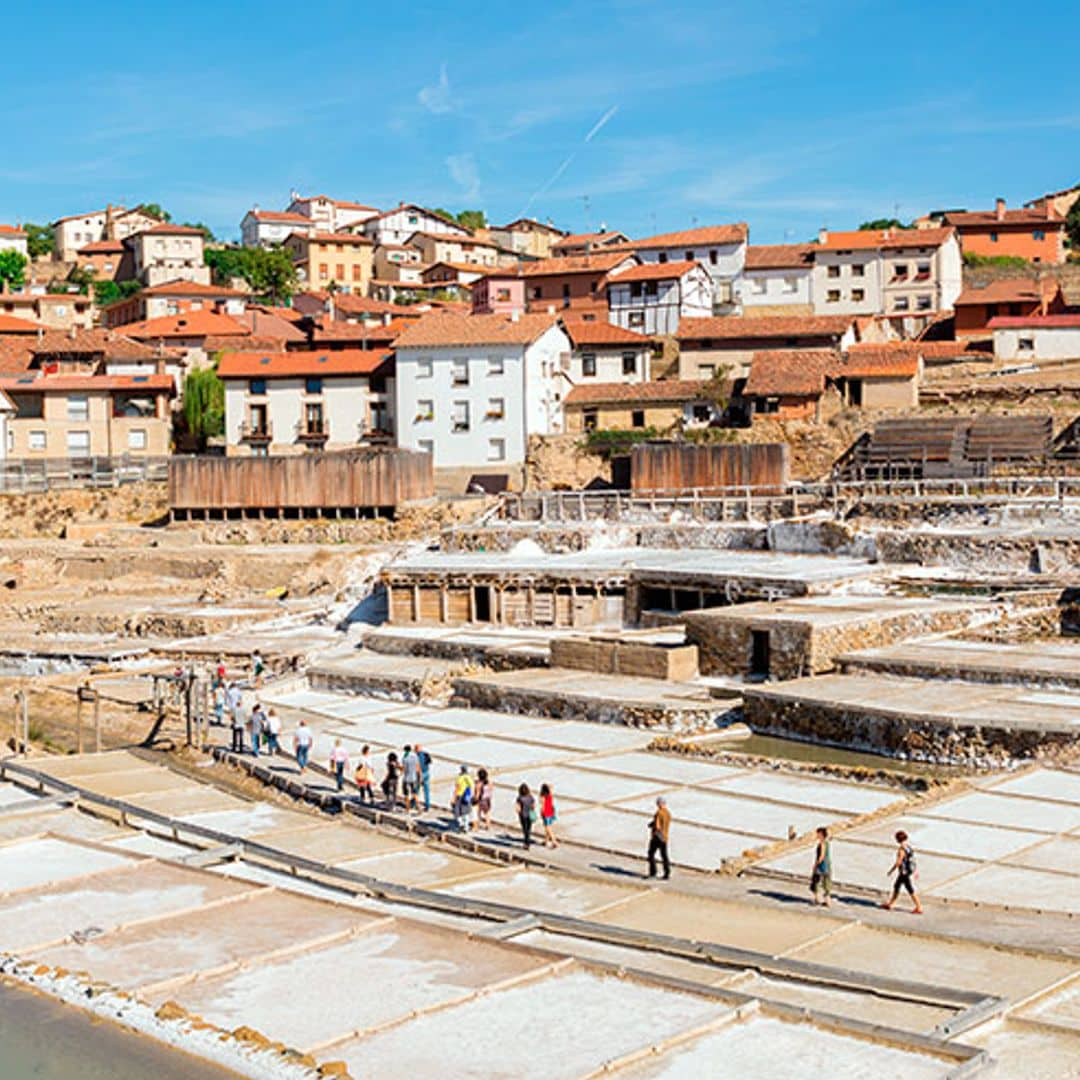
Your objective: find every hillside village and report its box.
[0,181,1077,490]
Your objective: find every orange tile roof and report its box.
[677,315,854,341]
[0,224,27,237]
[406,231,496,247]
[517,253,632,277]
[311,292,419,317]
[607,260,702,283]
[617,223,748,250]
[944,207,1063,227]
[564,379,708,406]
[141,279,249,297]
[217,349,391,378]
[744,349,837,397]
[842,344,921,378]
[299,231,374,245]
[744,244,814,270]
[954,278,1057,306]
[237,309,307,343]
[0,314,41,334]
[560,319,653,347]
[136,223,206,237]
[120,310,252,339]
[817,227,955,251]
[0,373,173,393]
[394,311,560,348]
[496,218,566,235]
[76,239,126,253]
[552,230,629,250]
[27,328,177,361]
[248,209,312,223]
[988,314,1080,329]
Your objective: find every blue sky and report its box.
[3,1,1077,244]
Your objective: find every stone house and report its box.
[562,378,716,434]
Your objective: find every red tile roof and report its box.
[237,309,307,343]
[0,373,173,393]
[744,244,814,270]
[517,253,632,277]
[27,328,177,361]
[817,227,955,251]
[617,223,748,250]
[140,279,249,298]
[0,224,27,237]
[842,344,921,378]
[564,378,708,406]
[944,207,1063,227]
[0,314,41,334]
[744,349,837,397]
[311,292,420,318]
[394,311,560,348]
[955,278,1059,306]
[677,315,855,341]
[217,349,391,378]
[552,231,629,250]
[120,311,252,339]
[988,314,1080,329]
[76,239,126,254]
[607,260,702,283]
[248,209,312,223]
[560,319,653,348]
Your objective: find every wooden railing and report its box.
[0,455,170,494]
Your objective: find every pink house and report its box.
[472,273,525,315]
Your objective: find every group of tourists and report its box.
[809,826,922,915]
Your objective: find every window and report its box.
[127,429,147,451]
[249,379,267,395]
[487,357,505,376]
[319,263,329,279]
[561,284,570,300]
[417,357,433,378]
[757,397,780,414]
[630,282,643,298]
[417,438,434,455]
[827,265,840,278]
[452,401,470,432]
[495,288,511,302]
[628,312,645,328]
[67,430,90,455]
[699,363,716,377]
[1033,230,1046,241]
[684,250,694,261]
[691,403,712,422]
[416,399,434,421]
[782,277,798,294]
[487,438,505,462]
[851,264,865,277]
[916,263,931,280]
[67,394,89,421]
[826,289,840,303]
[352,265,362,282]
[28,430,46,451]
[709,250,718,265]
[893,263,908,280]
[532,286,542,300]
[304,401,324,434]
[305,377,322,395]
[621,352,637,376]
[893,296,910,311]
[451,358,469,386]
[753,278,768,294]
[631,409,646,428]
[1018,336,1035,352]
[990,232,999,243]
[644,281,658,297]
[583,408,598,431]
[486,397,505,419]
[916,294,933,311]
[851,289,865,302]
[657,252,668,263]
[581,352,597,377]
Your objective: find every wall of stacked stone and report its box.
[361,632,544,671]
[875,531,1080,572]
[549,638,699,680]
[440,522,766,554]
[743,694,1079,766]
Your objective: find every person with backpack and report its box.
[416,743,432,812]
[810,826,832,907]
[452,765,474,832]
[516,783,536,849]
[884,830,922,914]
[355,745,376,805]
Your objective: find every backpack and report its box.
[901,844,916,877]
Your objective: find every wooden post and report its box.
[76,688,84,755]
[93,690,101,754]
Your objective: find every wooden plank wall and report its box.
[630,442,790,494]
[168,450,434,510]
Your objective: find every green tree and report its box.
[0,250,28,289]
[182,365,225,450]
[859,218,906,231]
[93,279,141,307]
[140,203,171,222]
[181,221,215,242]
[66,265,95,294]
[1066,198,1080,251]
[962,251,1029,269]
[22,223,55,259]
[204,247,296,303]
[455,209,486,231]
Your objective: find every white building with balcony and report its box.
[393,311,569,470]
[606,262,713,336]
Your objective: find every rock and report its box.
[318,1063,351,1077]
[155,1000,188,1022]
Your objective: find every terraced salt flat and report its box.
[0,836,136,894]
[920,791,1080,833]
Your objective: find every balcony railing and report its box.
[295,420,328,443]
[239,421,272,443]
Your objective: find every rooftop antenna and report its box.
[581,194,592,233]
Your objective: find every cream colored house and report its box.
[287,194,379,233]
[0,226,28,258]
[286,232,374,295]
[405,232,499,267]
[488,218,565,259]
[0,288,93,330]
[129,224,211,287]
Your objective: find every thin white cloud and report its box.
[418,64,454,115]
[584,105,619,143]
[447,152,480,201]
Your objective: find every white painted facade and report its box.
[634,240,746,311]
[607,265,713,336]
[565,344,650,384]
[131,231,211,287]
[287,195,378,234]
[395,323,570,469]
[363,206,471,247]
[53,211,108,261]
[993,323,1080,362]
[240,212,315,249]
[223,375,393,456]
[736,267,813,311]
[0,230,28,258]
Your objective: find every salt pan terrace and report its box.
[264,687,909,869]
[754,766,1080,915]
[3,761,1078,1077]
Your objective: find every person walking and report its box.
[475,768,493,831]
[293,718,313,774]
[884,830,923,914]
[516,783,536,850]
[539,783,559,849]
[401,745,420,814]
[248,702,265,758]
[647,796,671,880]
[452,766,474,832]
[329,739,350,793]
[810,826,832,907]
[265,708,281,755]
[355,745,376,805]
[212,655,226,692]
[416,743,432,812]
[382,751,400,809]
[212,684,225,727]
[251,650,266,689]
[228,684,245,754]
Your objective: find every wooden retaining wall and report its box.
[630,442,790,494]
[168,449,433,514]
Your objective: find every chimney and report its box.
[1045,201,1058,221]
[995,197,1006,221]
[510,309,521,322]
[818,227,828,244]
